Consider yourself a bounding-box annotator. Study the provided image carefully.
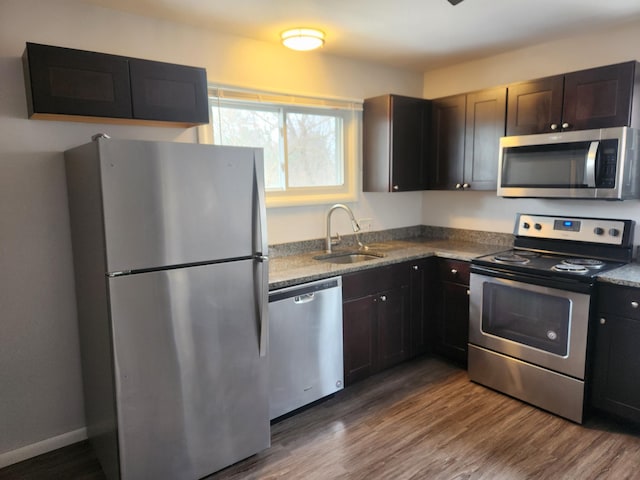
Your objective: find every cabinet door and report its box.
[464,87,506,190]
[390,96,429,191]
[343,295,377,386]
[409,258,435,357]
[376,285,410,370]
[433,259,470,366]
[591,313,640,423]
[129,59,209,125]
[23,42,132,119]
[562,62,636,131]
[429,95,466,189]
[363,94,428,192]
[436,281,470,366]
[506,76,564,135]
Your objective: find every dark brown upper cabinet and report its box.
[363,94,430,192]
[23,43,209,127]
[23,43,132,120]
[429,87,506,191]
[129,59,208,124]
[506,61,640,135]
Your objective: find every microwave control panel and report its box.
[515,214,630,245]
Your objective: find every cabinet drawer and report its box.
[437,259,470,284]
[342,262,410,300]
[598,284,640,320]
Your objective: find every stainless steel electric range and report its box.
[468,213,634,423]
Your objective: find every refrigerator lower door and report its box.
[108,260,269,479]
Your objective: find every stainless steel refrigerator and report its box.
[64,137,270,480]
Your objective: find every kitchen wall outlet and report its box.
[358,218,372,231]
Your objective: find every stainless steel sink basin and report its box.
[313,251,384,264]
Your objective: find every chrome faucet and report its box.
[325,204,364,253]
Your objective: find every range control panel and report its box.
[515,214,630,245]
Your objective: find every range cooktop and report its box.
[473,249,625,280]
[471,213,635,282]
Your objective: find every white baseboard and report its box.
[0,427,88,469]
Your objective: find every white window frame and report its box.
[198,85,362,208]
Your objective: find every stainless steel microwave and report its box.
[497,127,640,200]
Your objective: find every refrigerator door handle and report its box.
[256,254,269,357]
[253,150,269,357]
[254,151,268,257]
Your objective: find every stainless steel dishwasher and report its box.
[268,276,344,420]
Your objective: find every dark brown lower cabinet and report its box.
[409,257,435,357]
[342,294,377,384]
[377,285,410,370]
[343,260,432,385]
[591,284,640,423]
[433,258,470,367]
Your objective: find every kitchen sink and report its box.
[313,251,385,264]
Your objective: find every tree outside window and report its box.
[206,87,361,207]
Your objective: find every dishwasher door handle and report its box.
[294,293,315,304]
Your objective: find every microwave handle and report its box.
[584,141,599,187]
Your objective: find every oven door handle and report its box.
[470,264,593,294]
[584,141,599,188]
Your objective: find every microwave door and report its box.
[583,141,599,188]
[498,126,638,200]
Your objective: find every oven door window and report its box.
[482,283,570,356]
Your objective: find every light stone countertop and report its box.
[268,238,508,290]
[596,263,640,288]
[268,230,640,290]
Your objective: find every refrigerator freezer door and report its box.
[108,260,270,479]
[97,140,263,272]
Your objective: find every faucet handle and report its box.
[331,232,341,246]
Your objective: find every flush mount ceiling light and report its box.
[281,28,325,51]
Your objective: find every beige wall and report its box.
[421,18,640,237]
[0,0,423,464]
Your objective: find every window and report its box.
[199,86,362,207]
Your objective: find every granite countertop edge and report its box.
[596,263,640,288]
[268,232,640,290]
[268,238,507,290]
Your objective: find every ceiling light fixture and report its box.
[281,28,325,51]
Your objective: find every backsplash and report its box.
[269,225,513,258]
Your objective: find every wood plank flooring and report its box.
[2,357,639,479]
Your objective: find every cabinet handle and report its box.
[631,301,639,309]
[412,265,419,271]
[451,269,458,275]
[562,122,570,129]
[550,123,558,130]
[462,183,470,189]
[455,183,462,189]
[380,295,387,302]
[600,317,606,325]
[393,185,399,191]
[466,289,470,296]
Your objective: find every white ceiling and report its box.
[78,0,640,71]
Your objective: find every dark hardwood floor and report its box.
[2,357,639,479]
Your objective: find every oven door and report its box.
[469,271,591,380]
